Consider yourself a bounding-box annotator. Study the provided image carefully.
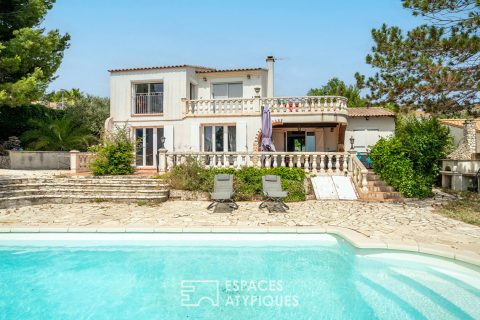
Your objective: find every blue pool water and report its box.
[0,234,479,320]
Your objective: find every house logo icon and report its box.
[180,280,220,307]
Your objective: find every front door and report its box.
[135,127,164,167]
[287,131,306,152]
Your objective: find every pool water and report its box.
[0,234,479,320]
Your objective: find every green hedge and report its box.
[89,127,135,176]
[370,116,452,198]
[165,158,306,202]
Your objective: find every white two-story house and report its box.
[107,57,395,169]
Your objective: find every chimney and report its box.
[266,56,275,97]
[448,119,478,160]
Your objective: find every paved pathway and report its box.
[0,200,478,254]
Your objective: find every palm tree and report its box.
[22,115,95,151]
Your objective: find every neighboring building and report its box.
[107,57,395,168]
[440,119,480,152]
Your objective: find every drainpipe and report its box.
[266,56,275,97]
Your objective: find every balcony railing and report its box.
[184,96,347,116]
[133,92,163,114]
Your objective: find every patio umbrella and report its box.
[261,105,276,151]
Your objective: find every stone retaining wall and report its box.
[9,151,70,170]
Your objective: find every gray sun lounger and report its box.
[207,174,239,210]
[259,175,289,210]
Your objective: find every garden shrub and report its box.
[166,157,306,202]
[370,116,452,198]
[89,127,135,176]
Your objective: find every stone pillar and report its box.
[448,119,477,160]
[157,148,167,173]
[70,150,79,174]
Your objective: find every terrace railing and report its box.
[133,92,164,114]
[184,96,348,117]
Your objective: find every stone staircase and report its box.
[362,170,403,202]
[0,176,170,209]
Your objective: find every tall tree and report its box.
[308,78,368,108]
[356,0,479,114]
[0,0,70,106]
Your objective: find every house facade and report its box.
[107,57,395,168]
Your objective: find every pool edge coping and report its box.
[0,226,479,267]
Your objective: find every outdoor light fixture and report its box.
[350,136,355,150]
[254,87,261,94]
[203,77,207,82]
[247,74,251,79]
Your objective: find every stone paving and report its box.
[0,200,479,254]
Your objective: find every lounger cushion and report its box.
[265,190,288,198]
[216,174,231,181]
[264,175,278,182]
[210,191,234,200]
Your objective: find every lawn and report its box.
[438,192,480,226]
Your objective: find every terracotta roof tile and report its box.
[440,119,480,132]
[347,107,395,117]
[108,65,215,73]
[196,67,266,74]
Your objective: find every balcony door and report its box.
[133,83,164,114]
[135,127,164,167]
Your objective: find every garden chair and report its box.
[259,175,289,210]
[207,174,238,210]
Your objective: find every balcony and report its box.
[183,96,347,117]
[132,92,164,115]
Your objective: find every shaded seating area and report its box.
[207,174,238,210]
[259,175,289,210]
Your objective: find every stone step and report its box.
[369,185,395,192]
[368,191,403,200]
[0,178,166,186]
[0,188,169,198]
[0,182,169,191]
[367,180,388,187]
[0,194,168,209]
[366,174,382,181]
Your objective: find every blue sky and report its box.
[42,0,420,97]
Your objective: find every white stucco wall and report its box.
[196,71,267,99]
[346,117,395,152]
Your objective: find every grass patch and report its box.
[137,200,147,206]
[438,192,480,226]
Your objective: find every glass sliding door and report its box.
[134,127,164,167]
[204,126,213,152]
[215,126,224,152]
[135,128,144,166]
[228,126,236,152]
[145,128,153,166]
[202,125,236,152]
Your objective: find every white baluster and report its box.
[319,154,325,173]
[289,155,294,168]
[296,154,302,168]
[342,154,348,174]
[304,154,310,173]
[272,155,278,167]
[312,154,318,174]
[327,154,333,174]
[280,155,286,167]
[335,155,340,174]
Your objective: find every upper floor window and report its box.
[212,82,242,99]
[133,83,163,114]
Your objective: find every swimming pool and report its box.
[0,233,479,319]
